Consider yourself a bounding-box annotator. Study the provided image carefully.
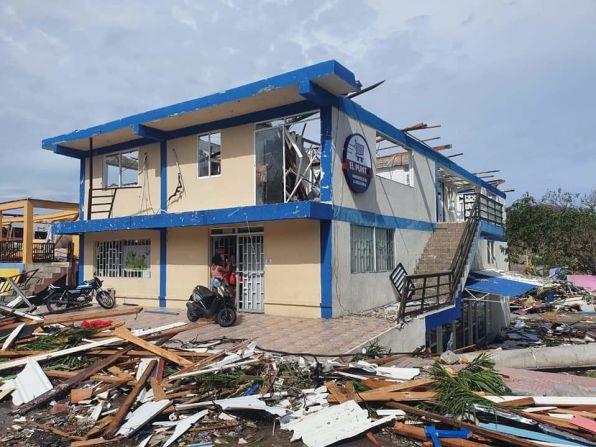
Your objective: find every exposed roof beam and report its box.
[432,144,452,151]
[473,170,500,175]
[422,137,440,142]
[447,153,464,158]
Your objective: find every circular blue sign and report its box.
[342,133,373,193]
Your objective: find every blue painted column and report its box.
[320,219,333,319]
[319,105,334,318]
[79,158,86,220]
[158,140,168,307]
[319,106,333,203]
[435,162,443,222]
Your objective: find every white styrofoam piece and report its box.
[284,400,395,447]
[1,323,25,351]
[89,404,103,423]
[375,367,420,380]
[116,399,172,437]
[376,409,406,417]
[485,395,596,406]
[0,359,53,406]
[214,395,288,417]
[136,357,159,380]
[163,410,208,447]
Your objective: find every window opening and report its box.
[255,112,321,204]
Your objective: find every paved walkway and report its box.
[73,305,394,355]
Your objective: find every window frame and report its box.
[350,224,395,273]
[197,131,222,178]
[95,239,151,279]
[102,149,140,188]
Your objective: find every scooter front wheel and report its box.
[216,306,236,327]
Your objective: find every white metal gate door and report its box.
[237,235,264,312]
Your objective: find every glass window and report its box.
[350,225,394,273]
[95,239,151,278]
[103,150,139,187]
[351,225,374,273]
[197,131,222,177]
[120,151,139,186]
[375,228,395,272]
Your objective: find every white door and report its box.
[237,234,264,312]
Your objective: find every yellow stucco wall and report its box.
[166,226,209,307]
[166,124,255,213]
[86,144,161,218]
[83,230,160,305]
[263,220,321,318]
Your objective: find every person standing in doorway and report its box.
[210,254,225,291]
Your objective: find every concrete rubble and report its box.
[0,304,593,446]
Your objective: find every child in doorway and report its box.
[210,255,225,291]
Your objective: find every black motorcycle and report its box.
[186,279,237,327]
[45,275,115,313]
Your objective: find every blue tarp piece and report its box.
[465,272,537,297]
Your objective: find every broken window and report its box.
[375,133,413,187]
[350,225,395,273]
[254,112,321,204]
[197,131,222,178]
[103,150,139,187]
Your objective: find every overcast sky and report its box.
[1,0,595,204]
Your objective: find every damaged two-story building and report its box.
[44,61,537,351]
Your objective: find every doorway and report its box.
[209,227,265,313]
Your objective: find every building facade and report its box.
[46,61,509,333]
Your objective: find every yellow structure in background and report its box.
[0,198,79,264]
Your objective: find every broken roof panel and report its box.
[466,272,538,297]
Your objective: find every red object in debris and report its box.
[51,403,69,415]
[81,320,113,329]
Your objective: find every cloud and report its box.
[0,0,594,205]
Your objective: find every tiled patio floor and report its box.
[72,305,394,355]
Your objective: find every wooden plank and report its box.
[150,378,167,401]
[495,396,535,408]
[388,403,542,447]
[45,370,135,385]
[43,306,143,325]
[104,359,157,439]
[15,347,132,415]
[113,326,191,367]
[29,421,84,441]
[325,381,349,403]
[394,423,485,447]
[571,415,596,434]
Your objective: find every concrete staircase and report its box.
[414,223,466,274]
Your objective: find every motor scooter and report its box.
[186,279,237,327]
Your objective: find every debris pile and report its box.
[0,305,595,446]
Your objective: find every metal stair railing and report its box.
[392,194,486,319]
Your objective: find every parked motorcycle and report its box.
[45,275,115,313]
[186,279,237,327]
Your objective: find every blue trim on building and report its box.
[78,234,85,283]
[479,221,505,240]
[42,60,358,150]
[160,141,168,212]
[159,228,167,307]
[425,291,462,331]
[52,202,437,235]
[0,263,25,271]
[319,220,333,318]
[79,158,86,220]
[319,106,333,203]
[333,206,435,231]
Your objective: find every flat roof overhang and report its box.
[42,60,360,157]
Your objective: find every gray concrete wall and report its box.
[331,108,437,223]
[472,239,509,271]
[347,317,427,354]
[331,220,431,316]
